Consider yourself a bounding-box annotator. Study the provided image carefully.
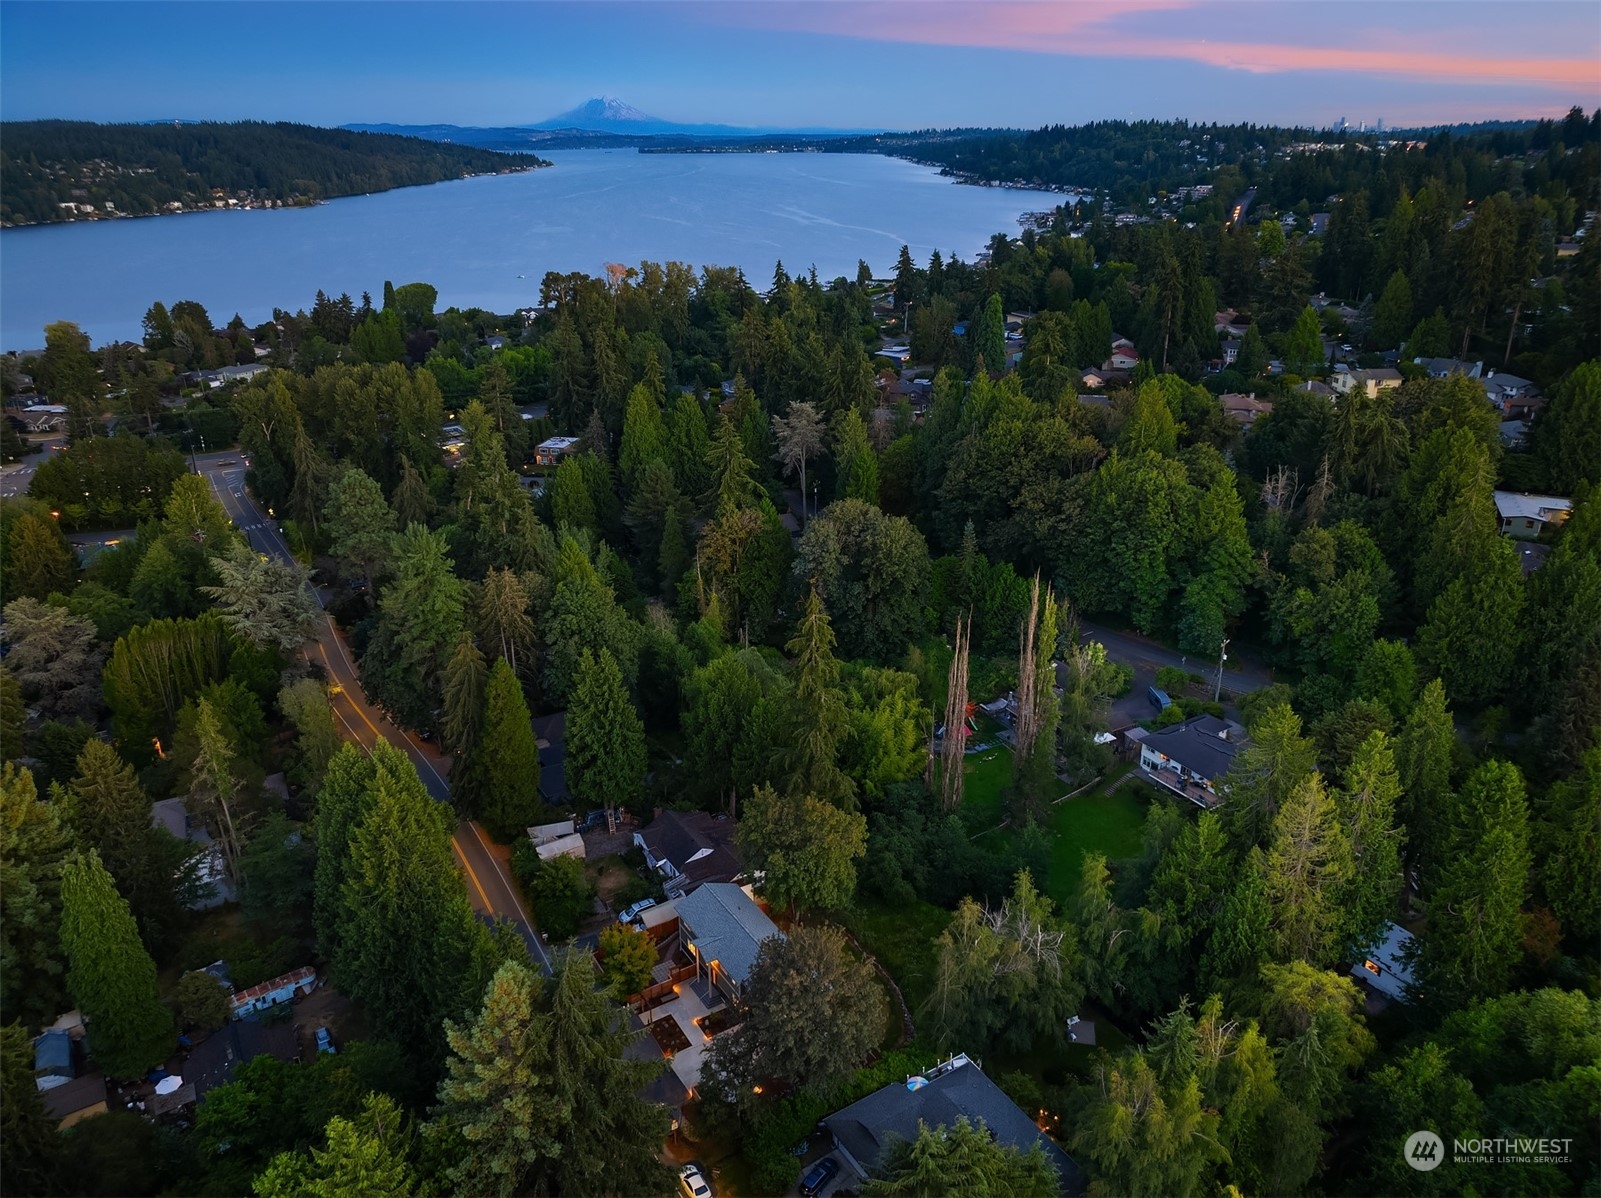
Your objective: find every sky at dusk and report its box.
[2,1,1597,131]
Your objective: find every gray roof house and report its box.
[674,883,783,1005]
[1136,715,1244,808]
[823,1053,1083,1195]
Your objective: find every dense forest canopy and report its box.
[0,121,547,225]
[2,110,1599,1196]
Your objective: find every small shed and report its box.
[536,833,586,861]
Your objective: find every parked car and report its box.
[315,1026,336,1055]
[799,1157,839,1197]
[618,898,658,924]
[1147,686,1173,711]
[678,1164,711,1198]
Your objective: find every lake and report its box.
[0,150,1066,350]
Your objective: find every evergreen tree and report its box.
[833,406,879,505]
[618,382,667,490]
[59,851,173,1079]
[973,293,1006,376]
[1,1022,62,1194]
[188,696,250,886]
[1071,1051,1220,1196]
[566,648,645,816]
[1223,703,1318,850]
[1397,678,1456,883]
[1,764,73,1026]
[1423,760,1532,1006]
[1235,322,1269,378]
[1200,846,1272,992]
[1264,773,1353,965]
[1283,305,1327,376]
[866,1117,1058,1198]
[1416,539,1525,708]
[5,511,75,600]
[1335,732,1405,953]
[323,466,397,588]
[432,958,563,1196]
[311,744,377,965]
[1372,269,1414,349]
[440,632,488,760]
[783,588,855,808]
[255,1093,420,1198]
[474,658,542,840]
[363,524,466,727]
[64,738,190,953]
[390,454,431,529]
[278,678,341,793]
[338,741,494,1070]
[476,568,536,677]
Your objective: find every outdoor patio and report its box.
[637,974,726,1092]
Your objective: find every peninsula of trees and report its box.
[0,121,548,226]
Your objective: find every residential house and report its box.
[1105,346,1140,371]
[217,364,269,384]
[531,712,569,804]
[1350,922,1416,1004]
[674,883,783,1006]
[1493,490,1572,539]
[1220,338,1241,366]
[1415,356,1482,380]
[1309,212,1330,235]
[1482,371,1543,418]
[184,1017,299,1104]
[823,1052,1084,1195]
[485,335,506,351]
[229,966,317,1019]
[1331,368,1402,399]
[440,423,468,456]
[19,404,68,432]
[1293,378,1335,399]
[151,798,233,908]
[1214,310,1251,339]
[635,810,744,898]
[533,435,582,467]
[1499,419,1531,449]
[1079,368,1107,390]
[41,1073,108,1129]
[1133,715,1243,808]
[1220,393,1274,428]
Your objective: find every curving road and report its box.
[193,450,550,973]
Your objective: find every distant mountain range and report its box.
[341,96,876,149]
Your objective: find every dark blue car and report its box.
[799,1157,839,1197]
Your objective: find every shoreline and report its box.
[0,163,548,230]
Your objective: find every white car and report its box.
[679,1164,712,1198]
[618,898,658,924]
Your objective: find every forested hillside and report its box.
[0,121,545,225]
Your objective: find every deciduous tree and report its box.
[736,784,867,914]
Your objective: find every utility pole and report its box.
[1214,638,1230,703]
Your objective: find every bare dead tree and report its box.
[940,615,971,813]
[1014,574,1042,760]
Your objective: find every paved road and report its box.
[192,450,551,973]
[0,439,63,497]
[1078,618,1273,695]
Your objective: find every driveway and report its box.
[1078,619,1273,724]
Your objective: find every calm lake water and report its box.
[0,150,1065,350]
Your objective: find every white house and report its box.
[1493,490,1572,539]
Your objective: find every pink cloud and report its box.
[704,1,1599,92]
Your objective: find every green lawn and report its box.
[958,745,1012,833]
[1045,787,1152,907]
[840,898,952,1015]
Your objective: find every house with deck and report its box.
[1133,715,1243,808]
